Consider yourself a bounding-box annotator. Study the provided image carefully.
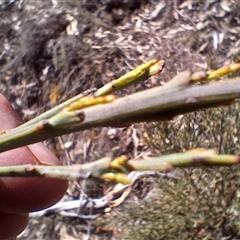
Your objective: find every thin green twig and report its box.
[0,149,238,184]
[0,72,240,153]
[0,61,240,184]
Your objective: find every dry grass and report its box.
[1,0,240,239]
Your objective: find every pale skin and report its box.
[0,94,68,240]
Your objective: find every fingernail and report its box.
[28,143,62,165]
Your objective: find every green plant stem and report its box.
[0,150,238,184]
[0,75,240,153]
[16,60,164,130]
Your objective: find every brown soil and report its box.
[1,0,240,239]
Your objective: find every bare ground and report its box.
[1,0,240,239]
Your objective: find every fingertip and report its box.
[28,143,61,165]
[0,94,22,130]
[0,212,28,240]
[0,94,68,213]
